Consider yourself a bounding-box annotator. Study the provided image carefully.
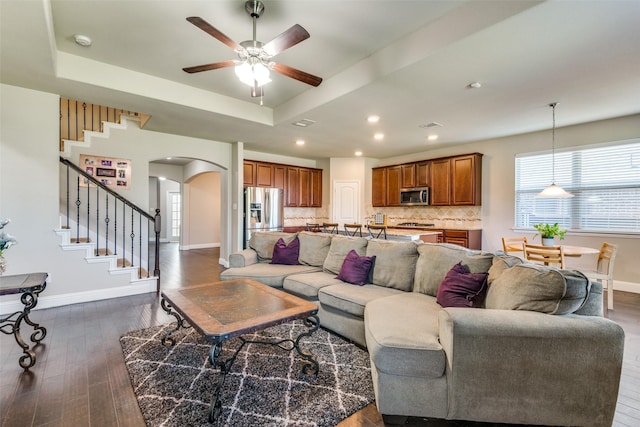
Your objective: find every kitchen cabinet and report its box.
[244,160,322,207]
[430,159,452,205]
[243,160,257,186]
[452,154,482,205]
[372,167,387,207]
[416,161,430,187]
[442,229,482,250]
[386,165,402,206]
[401,164,416,188]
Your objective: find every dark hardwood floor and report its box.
[1,243,638,426]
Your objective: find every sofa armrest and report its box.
[228,248,259,268]
[438,308,624,427]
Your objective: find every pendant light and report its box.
[536,102,574,198]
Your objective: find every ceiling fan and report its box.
[183,0,323,98]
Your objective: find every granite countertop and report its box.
[388,225,482,231]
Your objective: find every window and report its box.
[170,192,181,238]
[515,139,640,233]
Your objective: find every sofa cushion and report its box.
[485,263,592,315]
[414,243,493,297]
[220,263,320,288]
[488,254,525,285]
[323,235,369,275]
[436,262,488,308]
[283,271,344,299]
[249,232,298,261]
[336,250,376,285]
[270,237,300,265]
[365,240,418,291]
[297,231,332,267]
[365,292,445,379]
[318,284,403,318]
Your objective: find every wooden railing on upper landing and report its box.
[59,97,150,151]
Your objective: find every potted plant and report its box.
[533,222,567,246]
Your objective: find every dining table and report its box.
[507,244,599,257]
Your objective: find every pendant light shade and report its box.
[536,103,574,198]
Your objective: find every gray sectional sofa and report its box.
[220,231,624,427]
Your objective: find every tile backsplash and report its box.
[284,206,481,229]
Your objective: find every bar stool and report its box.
[322,222,339,234]
[344,223,363,237]
[305,223,322,232]
[368,224,387,240]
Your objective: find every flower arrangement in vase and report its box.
[0,219,17,275]
[533,222,567,246]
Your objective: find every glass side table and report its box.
[0,272,48,370]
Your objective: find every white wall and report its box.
[183,172,220,248]
[372,114,640,287]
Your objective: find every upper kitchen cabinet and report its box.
[372,153,482,207]
[372,167,387,207]
[430,158,452,206]
[386,165,402,206]
[244,160,322,207]
[451,154,482,205]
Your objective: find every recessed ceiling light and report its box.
[427,135,438,141]
[166,157,172,160]
[374,133,384,140]
[296,139,305,146]
[467,81,482,89]
[292,118,316,127]
[158,176,166,181]
[419,122,443,129]
[355,151,363,156]
[367,115,380,124]
[74,34,92,47]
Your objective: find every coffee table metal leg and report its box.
[0,290,46,370]
[160,297,190,346]
[293,315,320,376]
[207,338,248,423]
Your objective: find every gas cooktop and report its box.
[396,222,435,227]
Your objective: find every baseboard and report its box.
[614,279,640,294]
[0,281,157,315]
[179,242,220,250]
[219,258,229,268]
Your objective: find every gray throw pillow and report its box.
[484,264,591,315]
[297,231,332,267]
[366,239,418,291]
[413,243,493,296]
[323,235,368,275]
[249,232,298,261]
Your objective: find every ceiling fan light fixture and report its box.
[235,61,271,87]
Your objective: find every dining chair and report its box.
[523,243,565,269]
[344,223,363,237]
[322,222,339,234]
[501,236,528,254]
[582,243,618,311]
[368,224,387,240]
[305,223,322,232]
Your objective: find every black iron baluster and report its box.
[130,211,135,271]
[66,164,70,229]
[86,179,90,244]
[114,198,118,255]
[76,176,81,243]
[122,202,126,268]
[139,213,142,279]
[146,217,150,278]
[154,209,161,292]
[104,193,110,256]
[96,187,100,256]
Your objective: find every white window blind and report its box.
[515,140,640,233]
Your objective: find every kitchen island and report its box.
[384,229,441,242]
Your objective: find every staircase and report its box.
[57,99,160,294]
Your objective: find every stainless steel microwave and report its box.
[400,187,430,206]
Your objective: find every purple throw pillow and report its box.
[270,237,300,265]
[437,262,488,308]
[336,249,376,286]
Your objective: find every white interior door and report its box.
[333,180,360,226]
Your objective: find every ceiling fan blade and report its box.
[186,17,242,51]
[271,63,323,87]
[183,60,237,74]
[262,24,310,56]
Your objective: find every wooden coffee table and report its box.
[160,278,320,422]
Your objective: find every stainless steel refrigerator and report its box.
[244,187,284,248]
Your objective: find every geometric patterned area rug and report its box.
[120,320,375,426]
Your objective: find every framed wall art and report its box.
[79,154,131,190]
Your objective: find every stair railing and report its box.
[59,156,161,292]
